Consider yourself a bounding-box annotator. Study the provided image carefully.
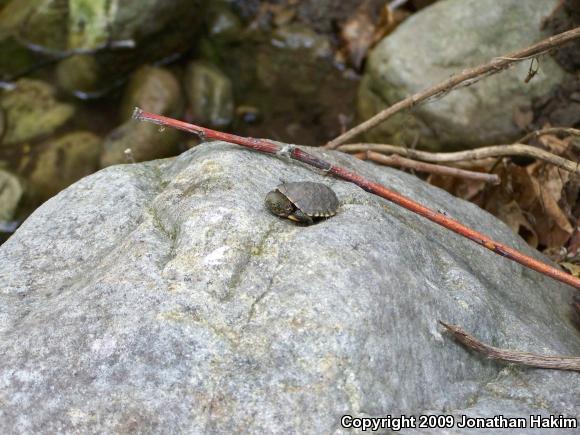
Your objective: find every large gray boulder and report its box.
[0,142,578,433]
[358,0,569,151]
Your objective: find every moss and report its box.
[68,0,110,50]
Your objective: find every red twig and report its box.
[133,108,580,290]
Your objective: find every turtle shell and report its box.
[277,182,339,217]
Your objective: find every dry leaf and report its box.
[567,228,580,258]
[539,134,573,155]
[513,106,534,130]
[427,160,496,203]
[561,262,580,278]
[372,5,411,45]
[340,1,410,70]
[495,200,539,247]
[427,173,487,202]
[341,3,377,70]
[515,164,573,250]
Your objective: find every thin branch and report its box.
[338,143,580,174]
[517,127,580,144]
[134,108,580,290]
[440,321,580,372]
[324,26,580,149]
[357,151,500,184]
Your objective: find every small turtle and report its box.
[265,181,339,224]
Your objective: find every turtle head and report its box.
[265,190,294,218]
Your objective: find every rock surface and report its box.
[358,0,569,151]
[0,142,579,433]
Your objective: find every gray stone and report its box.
[100,66,183,167]
[358,0,569,151]
[0,168,22,222]
[56,55,101,97]
[184,61,234,129]
[99,121,182,168]
[0,142,578,433]
[0,0,203,92]
[119,66,183,123]
[0,79,75,146]
[24,131,102,201]
[0,0,202,52]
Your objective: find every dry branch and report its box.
[517,127,580,144]
[325,26,580,148]
[134,108,580,290]
[440,321,580,372]
[338,143,580,174]
[357,151,500,184]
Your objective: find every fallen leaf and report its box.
[513,106,534,130]
[340,3,377,70]
[372,4,411,45]
[495,200,539,247]
[538,133,573,155]
[561,262,580,278]
[567,228,580,258]
[520,166,573,250]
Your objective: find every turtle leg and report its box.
[288,210,313,224]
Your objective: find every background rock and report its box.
[119,66,183,122]
[0,142,578,433]
[0,168,22,221]
[0,0,204,93]
[358,0,568,151]
[56,55,101,97]
[184,61,234,129]
[99,122,182,168]
[22,131,101,201]
[0,79,74,146]
[100,66,183,167]
[0,0,203,53]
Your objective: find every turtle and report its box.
[265,181,339,224]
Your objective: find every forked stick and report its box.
[440,321,580,372]
[133,108,580,290]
